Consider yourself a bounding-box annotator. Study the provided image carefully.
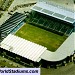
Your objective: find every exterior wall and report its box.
[0,47,39,67]
[40,55,75,69]
[0,47,75,68]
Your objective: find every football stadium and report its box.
[0,0,75,68]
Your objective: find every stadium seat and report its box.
[1,12,26,39]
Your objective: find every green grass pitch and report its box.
[15,23,67,52]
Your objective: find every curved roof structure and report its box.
[41,32,75,62]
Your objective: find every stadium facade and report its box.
[0,0,75,68]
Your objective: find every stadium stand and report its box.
[0,34,47,62]
[31,2,75,24]
[28,11,74,36]
[0,12,26,39]
[29,1,75,36]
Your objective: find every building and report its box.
[0,0,75,68]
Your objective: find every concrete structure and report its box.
[41,32,74,62]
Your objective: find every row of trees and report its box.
[0,0,14,11]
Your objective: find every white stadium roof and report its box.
[31,2,75,24]
[0,34,47,62]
